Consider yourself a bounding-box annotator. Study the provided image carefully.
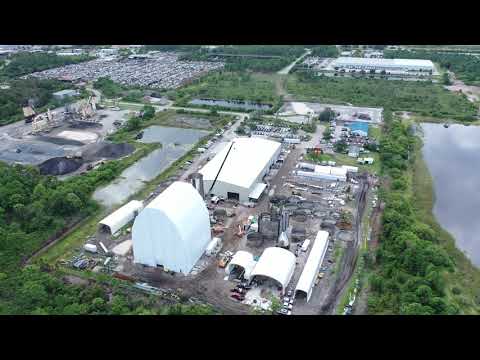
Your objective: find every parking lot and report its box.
[29,52,225,89]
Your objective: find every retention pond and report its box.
[93,126,209,208]
[421,122,480,266]
[189,98,272,111]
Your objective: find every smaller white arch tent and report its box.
[99,200,144,235]
[226,251,256,279]
[295,230,329,302]
[132,181,211,274]
[250,247,296,294]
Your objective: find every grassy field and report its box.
[412,140,480,314]
[286,74,477,121]
[169,72,280,107]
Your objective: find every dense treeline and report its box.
[93,77,124,98]
[309,45,339,57]
[368,111,458,314]
[0,52,92,78]
[178,45,307,73]
[385,49,480,85]
[0,78,69,125]
[140,45,202,53]
[0,264,216,315]
[0,157,217,315]
[287,73,477,121]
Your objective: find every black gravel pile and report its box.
[38,157,82,175]
[95,143,134,158]
[82,142,135,161]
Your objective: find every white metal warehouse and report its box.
[296,163,347,181]
[99,200,144,235]
[199,137,281,203]
[331,57,435,73]
[132,181,211,274]
[249,247,296,295]
[295,230,330,302]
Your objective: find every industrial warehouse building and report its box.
[99,200,144,235]
[295,231,330,302]
[331,57,435,73]
[132,181,211,274]
[249,247,296,295]
[199,137,282,203]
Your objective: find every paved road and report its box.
[277,49,312,75]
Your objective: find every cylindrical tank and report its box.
[188,173,205,199]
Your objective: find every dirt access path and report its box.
[320,174,370,314]
[444,71,480,116]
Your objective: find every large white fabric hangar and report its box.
[249,247,296,295]
[199,137,281,203]
[132,181,211,274]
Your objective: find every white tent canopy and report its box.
[226,250,256,279]
[132,181,211,274]
[295,230,329,301]
[250,247,296,294]
[99,200,144,235]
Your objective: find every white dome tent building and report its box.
[132,181,211,274]
[249,247,296,295]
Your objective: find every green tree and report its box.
[334,140,348,153]
[142,105,155,120]
[442,72,452,85]
[319,108,335,122]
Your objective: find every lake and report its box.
[93,126,209,208]
[189,98,272,111]
[421,123,480,266]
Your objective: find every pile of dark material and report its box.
[69,121,102,129]
[82,142,134,161]
[95,143,134,158]
[291,227,306,242]
[38,157,82,175]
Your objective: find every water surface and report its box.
[422,123,480,266]
[93,126,209,207]
[189,98,272,111]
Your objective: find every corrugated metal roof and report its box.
[333,57,434,68]
[199,137,281,190]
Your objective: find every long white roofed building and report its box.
[295,231,329,302]
[199,137,281,203]
[132,181,211,274]
[331,57,435,73]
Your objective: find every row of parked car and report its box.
[31,52,225,90]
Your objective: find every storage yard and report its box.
[29,52,225,89]
[0,103,132,172]
[54,106,381,315]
